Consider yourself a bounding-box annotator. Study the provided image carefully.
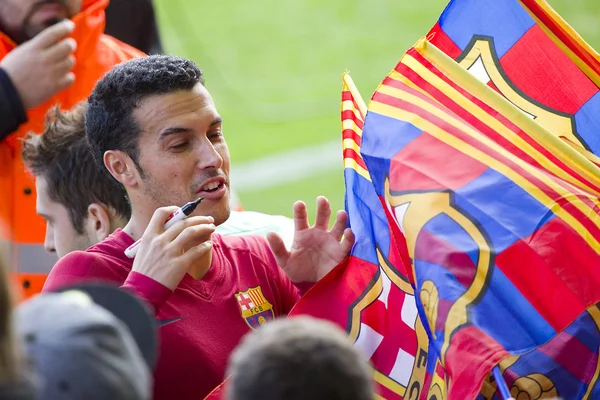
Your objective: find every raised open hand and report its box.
[267,196,355,283]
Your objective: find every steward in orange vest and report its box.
[0,0,144,297]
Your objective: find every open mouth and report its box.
[196,179,227,199]
[200,181,223,193]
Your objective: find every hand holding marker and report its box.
[124,198,204,258]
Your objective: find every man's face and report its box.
[131,83,231,226]
[36,177,93,258]
[0,0,81,42]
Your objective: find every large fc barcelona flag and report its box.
[428,0,600,158]
[291,1,600,397]
[364,35,600,399]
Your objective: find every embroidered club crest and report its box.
[235,286,274,329]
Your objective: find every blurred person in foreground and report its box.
[0,252,35,399]
[0,0,144,278]
[226,316,375,400]
[15,283,157,399]
[21,103,294,260]
[42,55,355,400]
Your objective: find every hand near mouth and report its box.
[1,19,76,109]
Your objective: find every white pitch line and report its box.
[230,139,343,191]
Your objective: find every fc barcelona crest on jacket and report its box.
[235,286,274,329]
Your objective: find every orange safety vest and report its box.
[0,0,144,299]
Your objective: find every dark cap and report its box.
[15,283,157,400]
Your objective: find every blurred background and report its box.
[152,0,600,222]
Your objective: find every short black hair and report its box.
[85,55,205,173]
[226,317,375,400]
[22,103,131,234]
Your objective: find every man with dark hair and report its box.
[21,101,292,266]
[227,316,375,400]
[21,103,130,259]
[43,55,355,400]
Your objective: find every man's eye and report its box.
[170,142,188,150]
[208,131,223,139]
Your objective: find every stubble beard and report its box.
[141,169,232,226]
[22,0,71,41]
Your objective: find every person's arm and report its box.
[43,251,173,315]
[0,19,76,140]
[0,67,27,140]
[120,271,172,315]
[46,207,216,313]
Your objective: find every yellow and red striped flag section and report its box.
[342,72,369,181]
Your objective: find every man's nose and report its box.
[43,241,56,253]
[44,231,55,253]
[195,140,223,170]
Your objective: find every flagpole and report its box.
[492,365,515,400]
[342,72,367,118]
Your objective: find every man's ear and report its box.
[104,150,140,189]
[85,203,112,243]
